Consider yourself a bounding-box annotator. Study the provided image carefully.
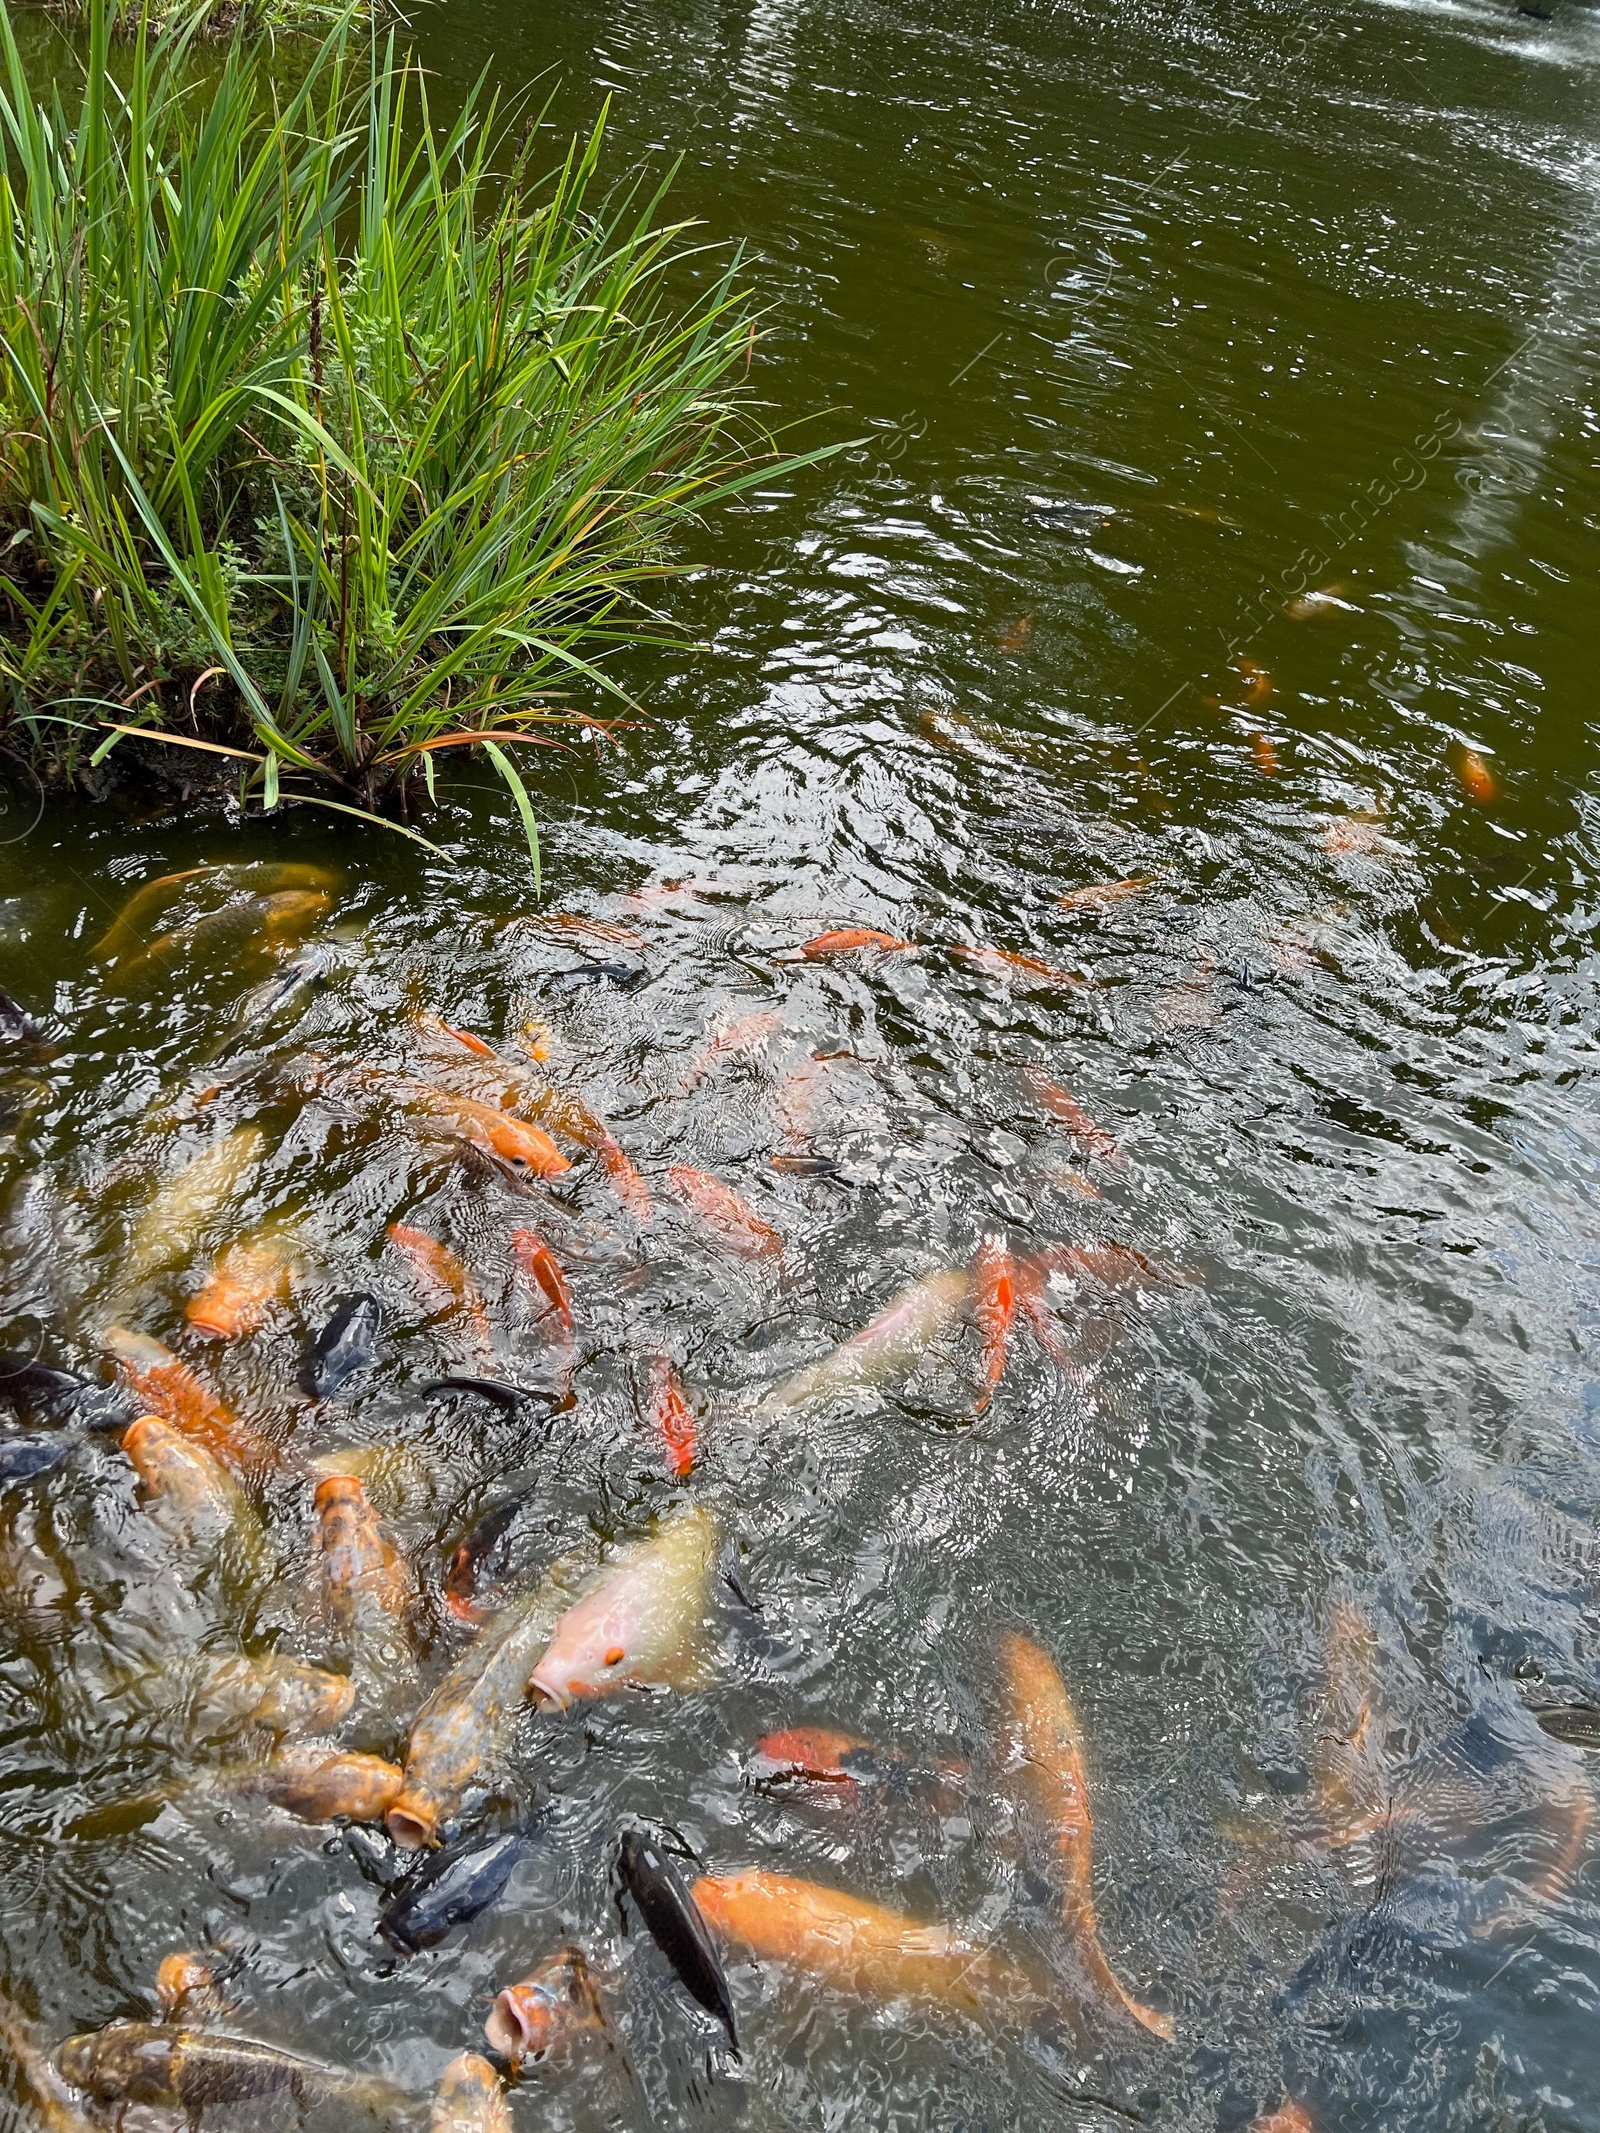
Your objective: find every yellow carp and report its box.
[527,1506,719,1711]
[387,1552,595,1848]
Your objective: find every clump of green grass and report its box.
[0,1,824,856]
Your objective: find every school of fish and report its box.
[0,855,1573,2132]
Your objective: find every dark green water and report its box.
[0,0,1597,2125]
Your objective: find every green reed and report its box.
[0,0,822,854]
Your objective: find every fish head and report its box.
[155,1952,217,2018]
[526,1593,629,1709]
[59,2022,176,2108]
[119,1414,175,1474]
[485,1946,604,2065]
[313,1473,366,1519]
[386,1788,441,1851]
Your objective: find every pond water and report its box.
[1,0,1599,2124]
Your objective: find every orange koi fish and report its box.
[1252,2107,1313,2133]
[799,928,916,958]
[970,1234,1018,1415]
[253,1747,404,1825]
[998,614,1036,655]
[485,1074,647,1216]
[510,1229,572,1336]
[387,1226,494,1357]
[120,1417,263,1570]
[409,1083,571,1178]
[691,1871,1073,2031]
[1232,656,1273,708]
[1056,873,1160,914]
[667,1165,782,1259]
[186,1235,293,1340]
[997,1630,1173,2040]
[155,1953,228,2026]
[105,1327,277,1475]
[951,944,1084,989]
[1022,1069,1120,1161]
[750,1726,876,1790]
[1250,730,1279,777]
[1312,1602,1386,1841]
[759,1268,969,1413]
[416,1013,498,1059]
[639,1355,697,1479]
[1320,814,1390,857]
[1456,749,1497,804]
[596,1134,651,1220]
[683,1007,783,1086]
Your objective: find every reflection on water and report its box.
[0,0,1598,2123]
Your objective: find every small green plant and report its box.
[0,1,828,858]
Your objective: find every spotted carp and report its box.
[108,890,331,995]
[56,2023,396,2117]
[431,2051,511,2132]
[692,1871,1074,2030]
[527,1505,719,1711]
[307,1475,411,1635]
[750,1725,879,1789]
[668,1165,781,1258]
[483,1947,607,2070]
[997,1630,1173,2040]
[387,1552,595,1847]
[757,1267,969,1413]
[92,864,338,966]
[0,1988,96,2132]
[105,1328,278,1476]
